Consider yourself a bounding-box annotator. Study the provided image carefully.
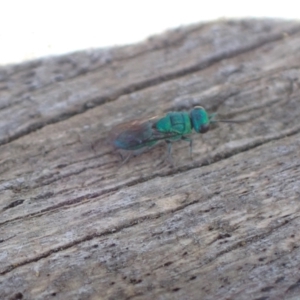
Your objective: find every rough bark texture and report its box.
[1,19,300,300]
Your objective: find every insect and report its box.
[110,106,241,163]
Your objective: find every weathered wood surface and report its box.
[1,19,300,300]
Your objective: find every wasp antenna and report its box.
[211,119,246,123]
[208,113,219,124]
[209,113,246,123]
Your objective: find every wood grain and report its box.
[1,19,300,300]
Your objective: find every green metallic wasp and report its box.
[110,106,240,163]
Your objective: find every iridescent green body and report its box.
[110,106,211,159]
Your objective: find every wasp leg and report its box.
[165,141,175,166]
[156,141,174,167]
[117,151,133,166]
[181,136,193,159]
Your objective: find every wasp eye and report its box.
[199,124,209,133]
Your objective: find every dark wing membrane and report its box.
[110,117,185,150]
[110,119,155,149]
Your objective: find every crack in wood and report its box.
[1,122,300,227]
[0,195,203,275]
[174,215,300,276]
[1,20,300,299]
[1,25,300,146]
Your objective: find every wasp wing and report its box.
[110,119,156,150]
[110,117,185,150]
